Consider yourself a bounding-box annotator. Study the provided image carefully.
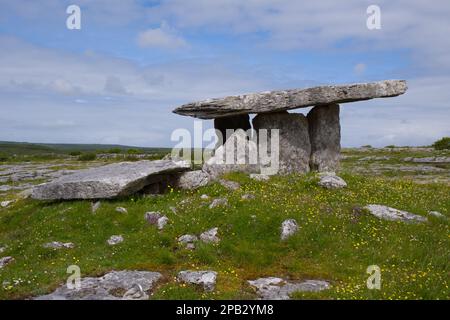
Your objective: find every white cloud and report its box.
[137,23,187,49]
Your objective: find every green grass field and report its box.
[0,151,449,299]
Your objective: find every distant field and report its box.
[0,141,171,156]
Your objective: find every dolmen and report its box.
[173,80,407,174]
[30,80,407,201]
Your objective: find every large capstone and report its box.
[174,80,407,119]
[307,104,341,172]
[253,112,310,174]
[31,160,190,200]
[214,114,251,146]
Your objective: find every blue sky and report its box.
[0,0,449,147]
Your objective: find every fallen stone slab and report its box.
[364,205,427,223]
[173,80,407,119]
[31,160,190,200]
[177,270,218,292]
[35,270,162,300]
[0,256,14,269]
[248,277,330,300]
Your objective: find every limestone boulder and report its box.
[364,205,427,223]
[35,270,162,300]
[248,277,330,300]
[31,160,190,200]
[177,270,218,292]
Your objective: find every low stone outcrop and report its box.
[35,271,162,300]
[31,160,190,200]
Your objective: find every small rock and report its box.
[178,234,198,250]
[218,179,240,191]
[157,216,169,230]
[107,235,124,245]
[281,219,298,240]
[200,194,209,200]
[248,277,330,300]
[1,200,14,208]
[91,201,101,213]
[115,207,127,214]
[0,256,14,269]
[0,245,7,254]
[43,242,75,249]
[241,193,255,200]
[18,189,33,199]
[364,205,427,223]
[169,206,177,214]
[177,270,217,292]
[209,198,228,209]
[144,212,169,230]
[144,211,162,224]
[200,227,220,244]
[318,175,347,189]
[123,284,148,300]
[250,174,270,181]
[428,211,446,219]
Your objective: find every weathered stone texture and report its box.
[253,112,310,174]
[307,104,341,172]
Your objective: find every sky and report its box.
[0,0,449,148]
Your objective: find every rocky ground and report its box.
[0,147,448,300]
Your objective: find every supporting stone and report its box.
[214,114,251,146]
[253,112,310,174]
[202,129,259,179]
[307,104,341,172]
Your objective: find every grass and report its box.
[0,167,448,300]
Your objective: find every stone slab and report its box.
[31,160,190,200]
[173,80,407,119]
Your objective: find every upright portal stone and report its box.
[202,129,259,178]
[307,104,340,172]
[214,114,251,145]
[253,112,310,174]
